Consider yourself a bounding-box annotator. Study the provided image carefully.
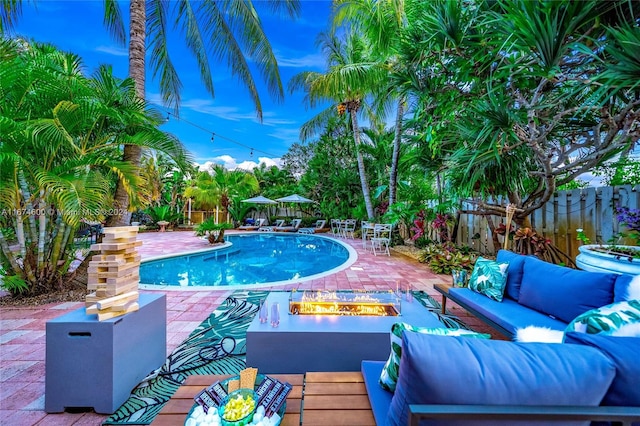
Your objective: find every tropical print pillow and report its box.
[378,322,490,392]
[565,299,640,336]
[468,257,510,302]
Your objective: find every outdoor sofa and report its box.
[361,332,640,425]
[438,249,636,339]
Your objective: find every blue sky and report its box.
[13,0,332,171]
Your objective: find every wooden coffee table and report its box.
[150,374,303,426]
[150,372,375,426]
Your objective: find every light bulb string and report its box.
[164,110,278,158]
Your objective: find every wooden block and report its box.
[97,302,139,321]
[106,273,139,285]
[110,299,139,312]
[90,240,143,251]
[101,235,139,244]
[86,304,99,314]
[96,291,139,309]
[87,261,140,277]
[92,252,139,262]
[102,226,139,234]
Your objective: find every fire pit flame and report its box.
[289,290,400,316]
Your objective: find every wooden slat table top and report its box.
[150,374,304,426]
[302,371,375,426]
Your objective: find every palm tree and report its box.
[0,39,188,295]
[333,0,407,206]
[184,165,259,222]
[290,31,387,220]
[101,0,301,225]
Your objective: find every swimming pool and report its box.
[139,233,356,289]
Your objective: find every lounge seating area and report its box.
[436,249,637,339]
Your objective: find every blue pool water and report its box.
[140,233,353,288]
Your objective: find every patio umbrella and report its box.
[275,194,313,203]
[241,195,278,204]
[242,195,278,223]
[276,194,314,217]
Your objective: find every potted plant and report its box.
[576,206,640,275]
[195,217,233,244]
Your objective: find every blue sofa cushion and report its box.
[518,256,616,324]
[564,332,640,406]
[448,287,567,336]
[496,250,527,301]
[378,322,490,392]
[386,332,615,426]
[361,361,392,426]
[468,257,509,302]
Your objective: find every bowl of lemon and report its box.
[218,388,258,426]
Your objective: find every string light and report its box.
[163,110,278,158]
[250,148,254,158]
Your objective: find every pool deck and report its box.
[0,230,492,425]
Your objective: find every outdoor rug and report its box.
[103,290,470,425]
[103,290,268,425]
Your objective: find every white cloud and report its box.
[268,127,301,143]
[196,156,281,172]
[276,52,325,69]
[95,45,128,57]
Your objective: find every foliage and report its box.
[417,242,478,275]
[195,217,233,244]
[394,0,640,228]
[613,206,640,245]
[513,228,575,267]
[145,205,181,226]
[0,40,187,296]
[591,158,640,187]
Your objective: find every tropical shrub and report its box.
[195,218,233,244]
[418,242,478,275]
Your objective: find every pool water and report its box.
[140,233,353,288]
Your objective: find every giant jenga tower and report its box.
[85,226,142,321]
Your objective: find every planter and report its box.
[576,244,640,275]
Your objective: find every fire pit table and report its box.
[246,291,443,373]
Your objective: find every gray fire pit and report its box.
[246,292,443,373]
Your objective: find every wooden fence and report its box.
[455,185,639,260]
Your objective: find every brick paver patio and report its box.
[0,230,496,425]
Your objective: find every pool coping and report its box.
[138,232,358,291]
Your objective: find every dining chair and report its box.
[370,223,392,256]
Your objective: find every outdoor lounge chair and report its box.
[275,218,302,232]
[259,219,284,232]
[297,220,327,234]
[238,218,266,230]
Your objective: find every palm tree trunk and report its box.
[109,0,146,226]
[349,108,375,220]
[388,98,404,206]
[37,190,46,268]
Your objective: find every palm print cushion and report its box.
[378,322,490,392]
[468,257,510,302]
[565,299,640,335]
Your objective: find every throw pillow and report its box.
[496,250,527,301]
[565,299,640,336]
[378,322,490,392]
[628,274,640,300]
[467,257,509,302]
[515,325,564,343]
[387,332,616,426]
[564,332,640,406]
[518,256,616,324]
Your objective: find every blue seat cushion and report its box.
[361,361,392,426]
[386,332,616,426]
[518,256,616,324]
[496,250,527,301]
[448,287,567,336]
[564,332,640,406]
